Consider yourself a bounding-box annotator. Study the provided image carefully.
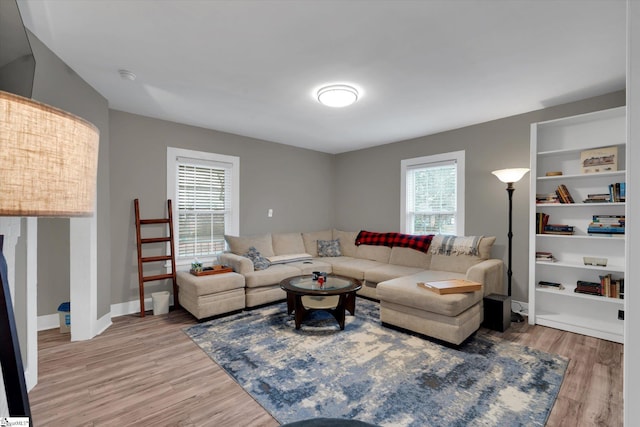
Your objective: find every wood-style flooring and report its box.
[29,304,623,426]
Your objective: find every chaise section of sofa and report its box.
[376,236,504,345]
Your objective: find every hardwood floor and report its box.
[29,305,623,427]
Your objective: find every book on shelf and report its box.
[536,212,550,234]
[609,182,626,203]
[537,281,564,289]
[535,251,555,262]
[543,224,574,235]
[583,193,611,203]
[580,146,618,174]
[555,184,575,204]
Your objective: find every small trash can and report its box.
[57,302,71,333]
[152,291,170,315]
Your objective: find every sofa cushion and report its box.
[243,247,271,271]
[302,230,333,257]
[244,264,301,288]
[364,264,425,284]
[266,253,312,265]
[331,259,388,280]
[272,232,306,255]
[377,271,481,317]
[389,246,431,269]
[286,259,333,275]
[318,239,342,257]
[176,271,245,296]
[429,236,496,274]
[225,233,275,257]
[332,229,359,257]
[356,244,391,263]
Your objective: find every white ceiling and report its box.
[16,0,626,154]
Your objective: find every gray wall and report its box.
[109,111,333,304]
[333,91,625,303]
[27,32,112,318]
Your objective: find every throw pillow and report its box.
[317,239,342,257]
[243,246,271,271]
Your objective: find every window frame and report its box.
[167,147,239,267]
[400,150,465,236]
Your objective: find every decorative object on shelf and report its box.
[491,167,529,323]
[580,146,618,174]
[0,90,99,420]
[583,257,608,267]
[545,171,563,176]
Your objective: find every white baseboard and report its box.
[38,295,176,332]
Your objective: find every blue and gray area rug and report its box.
[184,298,567,427]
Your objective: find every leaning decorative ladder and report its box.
[134,198,178,317]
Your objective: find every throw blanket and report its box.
[355,230,434,253]
[430,235,483,256]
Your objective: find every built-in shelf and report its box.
[529,106,626,344]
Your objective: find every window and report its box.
[167,148,239,264]
[401,151,465,236]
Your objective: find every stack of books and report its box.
[535,251,555,262]
[536,193,559,204]
[574,275,624,299]
[587,214,625,236]
[555,184,575,204]
[543,224,575,235]
[583,193,610,203]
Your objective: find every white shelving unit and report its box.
[529,106,626,343]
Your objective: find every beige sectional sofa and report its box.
[219,229,504,345]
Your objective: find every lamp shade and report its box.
[0,91,99,217]
[491,168,529,184]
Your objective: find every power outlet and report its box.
[618,310,624,320]
[267,208,273,218]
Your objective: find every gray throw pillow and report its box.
[317,239,342,257]
[243,246,271,270]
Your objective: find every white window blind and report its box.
[401,151,465,235]
[176,159,232,258]
[167,147,239,265]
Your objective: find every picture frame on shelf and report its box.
[580,146,617,174]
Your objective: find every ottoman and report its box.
[176,271,245,320]
[376,274,483,346]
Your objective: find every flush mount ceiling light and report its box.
[317,84,359,108]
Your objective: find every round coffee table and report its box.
[280,274,362,330]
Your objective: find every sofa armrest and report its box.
[220,252,254,274]
[466,259,504,296]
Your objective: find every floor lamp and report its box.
[0,90,99,419]
[491,168,530,323]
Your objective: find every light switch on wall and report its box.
[268,209,273,217]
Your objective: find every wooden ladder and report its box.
[134,198,179,317]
